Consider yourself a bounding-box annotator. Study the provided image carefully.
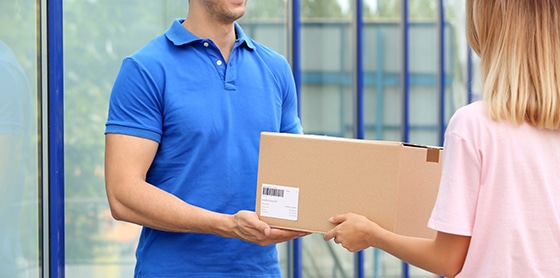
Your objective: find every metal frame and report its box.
[352,0,365,276]
[438,0,446,145]
[352,0,364,141]
[46,0,65,277]
[40,0,49,276]
[467,46,474,103]
[401,0,411,145]
[287,0,302,277]
[401,0,411,276]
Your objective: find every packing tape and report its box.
[426,147,440,163]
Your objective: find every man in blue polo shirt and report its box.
[104,0,307,277]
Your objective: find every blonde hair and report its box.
[466,0,560,130]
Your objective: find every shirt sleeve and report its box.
[428,113,482,236]
[105,57,164,143]
[278,56,303,134]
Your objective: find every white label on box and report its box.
[260,184,299,221]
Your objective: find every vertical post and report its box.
[352,1,364,276]
[288,0,302,117]
[401,0,410,144]
[401,1,410,276]
[438,0,446,145]
[47,0,65,277]
[40,0,49,276]
[467,46,474,104]
[375,27,385,140]
[287,0,302,277]
[352,0,364,141]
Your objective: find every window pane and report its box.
[300,0,353,138]
[0,0,41,276]
[299,0,355,276]
[240,3,291,275]
[63,0,187,276]
[240,0,287,56]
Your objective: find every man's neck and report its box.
[182,12,237,62]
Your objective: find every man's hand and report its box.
[230,210,309,245]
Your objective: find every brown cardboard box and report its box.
[255,132,442,239]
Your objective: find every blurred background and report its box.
[0,0,479,277]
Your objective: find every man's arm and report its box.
[104,133,306,244]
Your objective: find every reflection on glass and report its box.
[0,40,33,277]
[1,1,41,276]
[63,1,183,276]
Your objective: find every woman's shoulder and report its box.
[448,101,488,127]
[454,100,485,115]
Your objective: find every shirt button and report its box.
[216,60,223,66]
[203,42,209,47]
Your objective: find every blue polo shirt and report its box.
[105,19,302,277]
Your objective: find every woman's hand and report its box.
[324,213,383,252]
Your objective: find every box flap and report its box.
[394,145,442,239]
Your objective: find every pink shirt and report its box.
[428,101,560,277]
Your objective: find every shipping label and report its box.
[259,184,299,221]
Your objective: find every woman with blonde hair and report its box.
[324,0,560,276]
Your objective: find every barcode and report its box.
[263,187,285,197]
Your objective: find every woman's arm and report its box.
[324,213,470,277]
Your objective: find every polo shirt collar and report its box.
[165,18,255,50]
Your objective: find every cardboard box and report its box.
[255,132,442,239]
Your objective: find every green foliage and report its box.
[301,0,345,19]
[245,0,286,19]
[364,0,401,19]
[363,0,458,21]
